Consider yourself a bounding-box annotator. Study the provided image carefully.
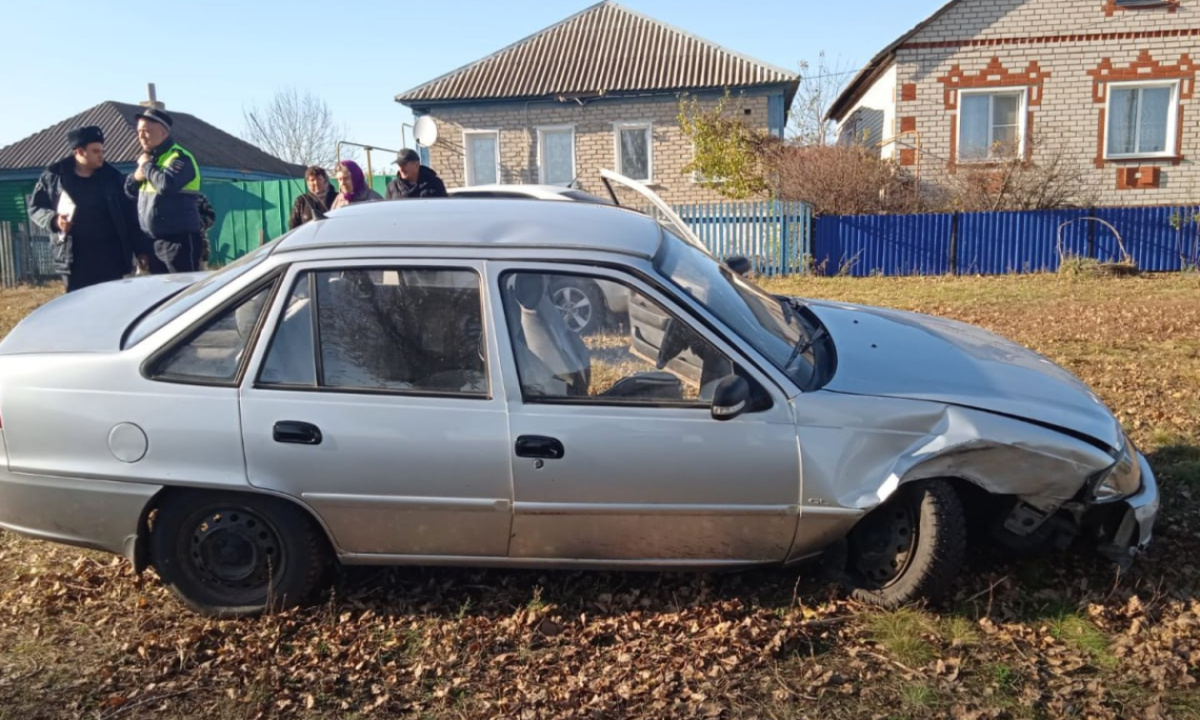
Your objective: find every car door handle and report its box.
[273,421,323,446]
[515,435,565,460]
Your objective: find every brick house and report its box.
[395,1,798,205]
[827,0,1199,205]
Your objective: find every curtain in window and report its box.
[620,128,650,180]
[1108,88,1139,155]
[1138,86,1171,154]
[959,95,990,161]
[469,135,498,185]
[542,131,574,185]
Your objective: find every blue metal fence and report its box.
[813,205,1200,276]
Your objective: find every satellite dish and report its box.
[413,116,438,147]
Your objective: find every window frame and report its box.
[495,265,783,411]
[253,263,492,400]
[536,125,576,186]
[462,129,501,186]
[143,272,283,388]
[956,88,1028,163]
[1103,79,1181,160]
[613,121,654,182]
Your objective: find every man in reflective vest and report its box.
[124,107,204,274]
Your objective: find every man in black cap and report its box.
[27,125,146,291]
[386,148,447,200]
[124,107,205,274]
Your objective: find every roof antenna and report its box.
[140,83,165,110]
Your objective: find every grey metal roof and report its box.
[0,101,304,177]
[396,1,799,106]
[276,197,662,259]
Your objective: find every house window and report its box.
[1106,82,1178,158]
[614,122,652,181]
[958,90,1025,161]
[1115,0,1167,6]
[464,130,500,186]
[537,126,575,186]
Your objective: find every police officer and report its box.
[124,107,204,274]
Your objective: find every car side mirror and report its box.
[711,375,751,421]
[725,256,752,276]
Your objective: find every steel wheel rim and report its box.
[552,286,593,333]
[851,500,919,588]
[188,507,284,602]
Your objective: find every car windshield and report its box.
[122,241,278,348]
[654,231,826,391]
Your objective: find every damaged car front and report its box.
[653,231,1158,606]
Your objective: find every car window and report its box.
[500,271,736,405]
[124,240,278,348]
[259,268,488,396]
[149,283,274,384]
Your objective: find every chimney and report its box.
[139,83,165,110]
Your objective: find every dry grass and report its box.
[1,273,1199,720]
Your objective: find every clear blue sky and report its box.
[0,0,946,161]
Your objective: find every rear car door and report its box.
[238,260,513,558]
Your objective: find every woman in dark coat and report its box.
[289,166,339,229]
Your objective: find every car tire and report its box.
[846,479,966,609]
[551,279,607,335]
[150,491,332,618]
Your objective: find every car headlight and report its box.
[1093,436,1142,502]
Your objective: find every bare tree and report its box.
[242,88,347,168]
[788,52,855,147]
[769,144,919,216]
[943,135,1100,212]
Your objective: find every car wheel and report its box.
[150,491,332,618]
[551,279,607,335]
[846,479,966,608]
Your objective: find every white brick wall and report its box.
[422,92,773,205]
[887,0,1199,205]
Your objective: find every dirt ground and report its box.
[0,273,1197,720]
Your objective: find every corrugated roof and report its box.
[396,1,799,106]
[0,101,304,177]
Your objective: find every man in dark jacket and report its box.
[386,148,447,199]
[124,107,204,274]
[27,125,146,292]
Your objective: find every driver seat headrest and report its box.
[512,273,546,310]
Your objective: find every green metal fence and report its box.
[203,176,391,265]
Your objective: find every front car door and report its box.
[239,260,513,559]
[490,263,801,564]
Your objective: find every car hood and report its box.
[0,273,202,355]
[806,299,1122,450]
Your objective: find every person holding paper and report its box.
[27,125,145,292]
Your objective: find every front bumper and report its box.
[1093,452,1159,564]
[0,469,161,564]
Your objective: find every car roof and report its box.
[275,197,662,259]
[447,184,574,198]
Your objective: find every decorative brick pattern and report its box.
[1088,50,1195,167]
[900,116,918,133]
[1104,0,1179,18]
[900,83,918,101]
[879,0,1200,206]
[1088,50,1196,102]
[938,57,1050,110]
[1116,165,1162,188]
[900,148,918,166]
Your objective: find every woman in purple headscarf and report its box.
[329,160,383,210]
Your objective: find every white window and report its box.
[463,130,500,186]
[1105,81,1179,159]
[958,90,1026,162]
[537,126,576,186]
[614,122,653,182]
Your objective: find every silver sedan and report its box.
[0,193,1158,617]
